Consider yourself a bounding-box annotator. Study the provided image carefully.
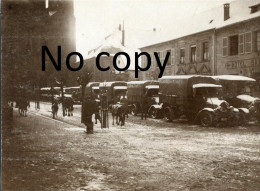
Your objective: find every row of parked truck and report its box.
[85,75,260,127]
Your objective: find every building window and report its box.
[245,32,252,53]
[239,34,244,54]
[166,50,171,65]
[180,48,185,64]
[141,54,147,68]
[257,31,260,51]
[190,45,196,63]
[155,52,160,67]
[160,51,164,65]
[202,42,209,61]
[151,53,155,67]
[223,37,228,56]
[171,49,174,65]
[229,35,238,56]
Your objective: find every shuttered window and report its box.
[257,31,260,51]
[245,32,252,53]
[223,37,228,56]
[166,50,171,65]
[160,51,164,65]
[202,42,209,61]
[190,45,196,63]
[171,49,174,65]
[238,34,244,54]
[180,48,185,64]
[151,53,155,67]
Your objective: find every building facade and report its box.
[139,0,260,96]
[216,17,260,95]
[140,29,215,80]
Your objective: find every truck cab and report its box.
[158,75,245,127]
[213,75,259,121]
[85,82,100,100]
[127,81,159,117]
[99,81,127,104]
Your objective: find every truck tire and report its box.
[131,104,138,116]
[164,107,172,122]
[199,111,213,127]
[149,107,158,119]
[238,112,246,126]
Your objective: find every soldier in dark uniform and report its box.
[82,96,96,134]
[94,99,101,124]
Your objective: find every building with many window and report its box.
[139,0,260,95]
[216,3,260,95]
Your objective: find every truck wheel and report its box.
[199,112,213,127]
[164,107,172,122]
[238,112,246,126]
[149,107,158,119]
[131,104,138,116]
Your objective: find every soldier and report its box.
[94,99,101,124]
[82,96,96,134]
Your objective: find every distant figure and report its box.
[82,97,96,134]
[94,99,101,124]
[214,101,237,126]
[18,97,29,117]
[64,97,74,116]
[52,100,59,119]
[111,103,126,126]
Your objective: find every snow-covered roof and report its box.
[213,75,256,81]
[140,0,260,48]
[113,86,127,90]
[92,86,99,90]
[99,81,126,87]
[193,84,222,88]
[161,75,209,80]
[145,85,159,89]
[127,80,157,85]
[237,94,260,102]
[41,87,51,90]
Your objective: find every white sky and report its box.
[74,0,232,54]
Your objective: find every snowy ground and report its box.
[2,102,260,190]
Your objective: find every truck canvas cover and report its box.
[99,81,127,102]
[159,75,217,98]
[127,81,159,97]
[85,82,100,97]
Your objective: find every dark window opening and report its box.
[202,42,209,61]
[229,35,238,56]
[180,48,185,64]
[190,46,196,63]
[257,31,260,51]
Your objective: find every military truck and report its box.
[155,75,247,127]
[213,75,259,121]
[127,81,159,117]
[85,82,100,100]
[99,81,127,104]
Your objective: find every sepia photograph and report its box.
[1,0,260,190]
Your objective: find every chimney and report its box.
[224,3,230,21]
[118,24,121,31]
[121,21,125,46]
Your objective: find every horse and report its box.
[18,98,30,117]
[63,97,74,116]
[52,101,59,119]
[111,103,126,126]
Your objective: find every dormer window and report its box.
[250,3,260,14]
